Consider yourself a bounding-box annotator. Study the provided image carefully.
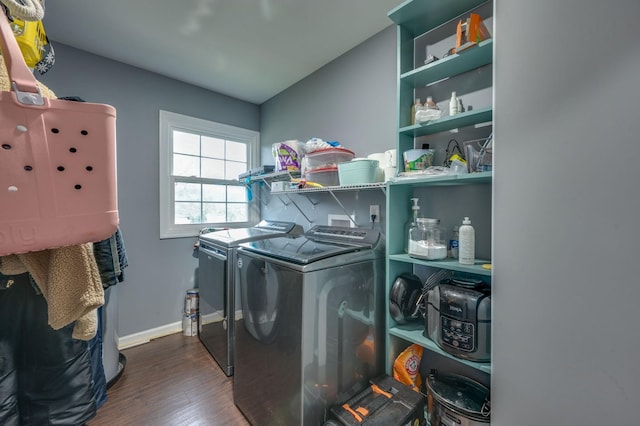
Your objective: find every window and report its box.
[159,110,259,239]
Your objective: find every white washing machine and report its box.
[233,225,385,426]
[197,220,302,376]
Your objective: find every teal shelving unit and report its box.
[389,324,491,374]
[388,255,492,277]
[388,0,488,38]
[401,39,493,87]
[385,0,494,378]
[399,107,493,138]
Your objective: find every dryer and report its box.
[233,225,385,426]
[197,220,302,376]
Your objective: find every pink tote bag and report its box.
[0,14,118,256]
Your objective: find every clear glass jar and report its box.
[409,218,447,260]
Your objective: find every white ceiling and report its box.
[41,0,401,104]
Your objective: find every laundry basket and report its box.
[0,14,118,256]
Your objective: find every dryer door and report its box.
[197,244,233,375]
[234,251,304,426]
[239,256,281,344]
[236,251,304,344]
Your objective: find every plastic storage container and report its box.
[304,167,340,187]
[366,153,387,182]
[338,159,379,185]
[408,218,447,260]
[301,147,354,176]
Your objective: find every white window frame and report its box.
[159,110,260,239]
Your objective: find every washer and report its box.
[233,225,385,426]
[197,220,302,376]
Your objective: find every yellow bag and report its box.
[10,18,47,67]
[393,343,423,393]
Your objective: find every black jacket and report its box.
[0,272,96,425]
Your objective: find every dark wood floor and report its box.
[87,333,250,426]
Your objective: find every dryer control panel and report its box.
[306,225,380,248]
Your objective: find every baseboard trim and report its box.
[118,321,183,350]
[117,309,243,350]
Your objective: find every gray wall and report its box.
[259,26,395,229]
[493,0,640,424]
[39,44,260,337]
[261,26,397,161]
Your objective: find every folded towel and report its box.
[0,243,104,340]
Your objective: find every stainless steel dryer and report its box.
[197,220,302,376]
[233,226,385,426]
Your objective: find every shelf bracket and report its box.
[257,183,271,206]
[302,194,320,207]
[327,190,360,227]
[284,194,314,225]
[275,194,291,207]
[257,178,272,191]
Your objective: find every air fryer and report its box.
[389,273,423,324]
[425,277,491,362]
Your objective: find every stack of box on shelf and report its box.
[302,147,355,187]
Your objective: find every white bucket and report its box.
[367,153,386,182]
[385,149,397,168]
[384,166,397,181]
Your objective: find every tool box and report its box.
[325,375,426,426]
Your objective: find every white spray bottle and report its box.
[458,216,475,265]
